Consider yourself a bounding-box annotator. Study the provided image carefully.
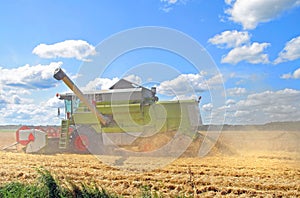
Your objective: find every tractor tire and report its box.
[71,125,104,154]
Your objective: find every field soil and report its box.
[0,132,16,148]
[0,130,299,197]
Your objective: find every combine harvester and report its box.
[15,68,201,154]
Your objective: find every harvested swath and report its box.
[0,130,299,197]
[0,150,299,197]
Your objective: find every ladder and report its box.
[59,120,69,149]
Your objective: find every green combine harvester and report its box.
[16,68,201,154]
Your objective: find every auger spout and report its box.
[53,68,109,126]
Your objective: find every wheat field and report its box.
[0,130,299,197]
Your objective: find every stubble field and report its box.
[0,130,299,197]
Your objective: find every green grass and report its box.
[0,168,116,198]
[0,168,192,197]
[0,168,181,198]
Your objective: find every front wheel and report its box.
[71,125,103,154]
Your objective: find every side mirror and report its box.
[197,96,202,103]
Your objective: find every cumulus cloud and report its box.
[1,102,62,125]
[12,95,21,104]
[202,103,213,111]
[160,0,187,12]
[32,40,96,61]
[280,67,300,79]
[224,0,234,4]
[222,42,270,64]
[81,73,223,103]
[274,36,300,64]
[82,74,146,92]
[227,87,247,96]
[0,96,64,125]
[0,62,62,90]
[0,62,62,89]
[172,94,198,101]
[124,74,142,85]
[157,73,224,100]
[225,99,236,105]
[206,74,224,86]
[157,73,207,96]
[224,88,300,124]
[0,62,67,125]
[46,96,64,108]
[209,30,270,65]
[0,96,8,108]
[0,89,31,108]
[83,77,119,91]
[161,0,178,3]
[208,30,250,48]
[225,0,300,29]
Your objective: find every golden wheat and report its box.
[0,130,299,197]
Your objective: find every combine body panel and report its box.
[17,68,201,153]
[73,99,199,133]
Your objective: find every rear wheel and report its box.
[71,125,103,154]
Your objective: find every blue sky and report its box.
[0,0,300,125]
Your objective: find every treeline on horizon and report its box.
[198,121,300,131]
[1,121,300,131]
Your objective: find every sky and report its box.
[0,0,300,126]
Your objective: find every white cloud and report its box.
[45,96,64,108]
[7,89,31,96]
[222,42,270,64]
[224,88,300,124]
[12,95,21,104]
[172,94,198,101]
[280,67,300,79]
[206,73,224,86]
[274,36,300,64]
[157,73,224,99]
[0,62,67,125]
[227,87,247,96]
[0,62,62,90]
[226,99,236,105]
[225,0,300,30]
[83,73,222,102]
[0,89,31,108]
[160,0,187,12]
[157,73,208,96]
[0,82,62,125]
[208,30,250,48]
[82,75,143,92]
[32,40,96,61]
[0,97,63,125]
[2,68,299,125]
[234,110,250,118]
[124,74,142,85]
[1,102,61,125]
[161,0,178,4]
[209,30,270,65]
[83,77,119,91]
[225,0,234,5]
[202,103,213,111]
